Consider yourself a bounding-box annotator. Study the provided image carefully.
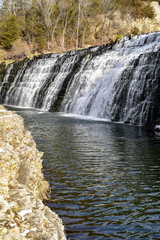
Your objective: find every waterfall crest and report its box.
[0,32,160,125]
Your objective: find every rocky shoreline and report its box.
[0,106,66,239]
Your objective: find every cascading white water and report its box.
[0,31,160,125]
[60,32,160,124]
[4,55,59,107]
[41,53,84,110]
[60,52,126,118]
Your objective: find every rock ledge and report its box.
[0,106,66,240]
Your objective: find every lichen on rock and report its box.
[0,105,66,240]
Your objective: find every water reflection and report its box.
[9,108,160,240]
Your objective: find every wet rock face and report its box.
[0,106,66,240]
[0,32,160,126]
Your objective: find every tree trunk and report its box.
[76,2,81,49]
[62,23,67,50]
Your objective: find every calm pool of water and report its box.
[9,108,160,239]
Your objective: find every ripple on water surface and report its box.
[11,109,160,240]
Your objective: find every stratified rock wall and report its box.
[1,32,160,126]
[0,105,66,240]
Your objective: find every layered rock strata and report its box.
[0,106,66,240]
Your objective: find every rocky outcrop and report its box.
[0,106,66,240]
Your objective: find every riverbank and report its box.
[0,105,66,239]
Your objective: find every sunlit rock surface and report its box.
[0,105,66,240]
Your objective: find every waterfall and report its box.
[0,31,160,126]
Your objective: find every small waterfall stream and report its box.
[0,32,160,125]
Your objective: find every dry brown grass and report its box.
[5,39,32,60]
[0,39,33,61]
[0,48,7,60]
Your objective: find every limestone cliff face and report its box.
[0,106,66,240]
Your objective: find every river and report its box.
[7,107,160,239]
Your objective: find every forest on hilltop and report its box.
[0,0,159,59]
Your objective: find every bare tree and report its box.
[35,0,61,49]
[100,0,117,42]
[58,0,75,50]
[76,0,92,49]
[2,0,31,15]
